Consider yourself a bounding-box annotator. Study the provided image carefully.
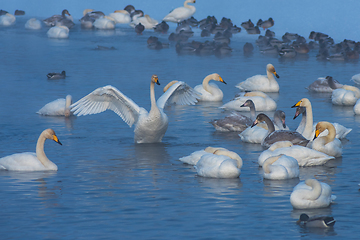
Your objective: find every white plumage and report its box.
[37,95,73,117]
[221,91,277,112]
[47,25,69,39]
[262,154,299,180]
[194,73,226,101]
[163,0,196,23]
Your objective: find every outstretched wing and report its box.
[156,81,201,109]
[70,85,141,127]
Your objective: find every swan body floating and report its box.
[0,13,16,26]
[311,122,342,157]
[37,95,73,117]
[351,73,360,84]
[80,9,105,28]
[25,18,42,30]
[47,25,69,38]
[221,91,277,111]
[195,148,243,178]
[43,9,74,27]
[179,146,227,165]
[258,141,334,167]
[262,154,299,180]
[236,63,280,92]
[306,76,343,93]
[47,70,66,79]
[0,129,62,171]
[108,10,131,24]
[297,213,336,228]
[290,178,336,209]
[93,16,116,29]
[331,85,360,106]
[354,98,360,114]
[130,14,159,29]
[163,0,196,23]
[194,73,226,101]
[71,75,200,143]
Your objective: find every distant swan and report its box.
[195,148,243,178]
[307,76,343,93]
[163,0,196,23]
[262,154,299,180]
[179,146,227,165]
[43,9,73,27]
[331,85,360,106]
[236,63,280,92]
[130,14,159,29]
[108,10,131,24]
[0,13,16,26]
[93,16,116,29]
[25,18,42,30]
[311,121,342,157]
[47,25,69,38]
[221,91,276,111]
[290,178,336,209]
[0,129,62,171]
[194,73,226,101]
[37,95,73,117]
[71,75,200,143]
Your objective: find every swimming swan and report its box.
[331,85,360,106]
[37,95,73,117]
[108,10,131,24]
[306,76,343,93]
[220,91,277,111]
[258,141,335,167]
[194,73,226,101]
[195,148,243,178]
[236,63,280,92]
[163,0,196,23]
[290,178,336,209]
[311,122,342,157]
[262,154,299,180]
[179,146,227,165]
[0,13,16,26]
[130,14,159,29]
[47,25,69,38]
[93,16,116,29]
[25,18,42,30]
[71,75,200,143]
[0,129,62,171]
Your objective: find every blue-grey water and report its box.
[1,16,360,240]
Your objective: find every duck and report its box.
[37,95,73,117]
[194,148,243,178]
[236,63,280,92]
[130,14,159,29]
[297,213,336,228]
[135,23,145,34]
[0,13,16,26]
[179,146,227,165]
[241,19,254,30]
[194,73,226,101]
[245,26,260,34]
[262,154,299,180]
[331,84,360,106]
[163,0,196,23]
[93,16,116,30]
[251,113,309,148]
[306,76,343,93]
[220,91,277,112]
[258,141,335,167]
[25,18,42,30]
[71,75,200,143]
[257,17,274,30]
[108,10,131,24]
[311,122,342,157]
[46,25,69,39]
[290,178,336,209]
[0,129,62,171]
[43,9,74,27]
[47,70,66,79]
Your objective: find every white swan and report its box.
[236,63,280,92]
[331,85,360,106]
[0,13,16,26]
[262,154,299,180]
[108,10,131,24]
[354,98,360,114]
[194,73,226,101]
[47,25,69,39]
[220,91,277,111]
[25,18,42,30]
[292,98,352,139]
[163,0,196,23]
[311,122,342,157]
[195,149,243,178]
[350,73,360,85]
[80,9,105,29]
[179,146,227,165]
[306,76,343,93]
[258,141,335,167]
[71,75,200,143]
[93,16,116,30]
[0,129,62,171]
[37,95,73,117]
[290,178,336,209]
[130,14,159,29]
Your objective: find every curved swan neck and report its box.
[305,179,322,200]
[318,122,336,144]
[184,0,195,10]
[214,149,243,168]
[36,131,52,168]
[263,115,275,134]
[202,74,217,94]
[263,155,281,173]
[266,69,275,82]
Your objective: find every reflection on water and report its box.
[262,178,300,197]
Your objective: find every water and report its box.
[1,17,360,240]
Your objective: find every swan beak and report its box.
[282,119,286,128]
[293,110,300,119]
[219,77,227,84]
[53,135,62,145]
[240,103,246,107]
[291,100,301,108]
[313,129,320,140]
[274,72,280,78]
[251,119,258,128]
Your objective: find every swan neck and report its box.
[202,75,214,94]
[264,115,275,134]
[150,81,159,114]
[266,69,275,82]
[184,0,195,10]
[263,156,279,173]
[306,179,322,200]
[249,104,256,120]
[323,123,336,144]
[36,132,51,168]
[303,102,313,139]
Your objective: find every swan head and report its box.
[151,74,160,85]
[213,149,243,168]
[43,129,62,145]
[293,106,306,120]
[124,5,135,14]
[204,146,227,154]
[251,113,267,128]
[210,73,226,84]
[240,99,255,108]
[314,121,334,140]
[62,9,71,17]
[83,9,94,16]
[291,98,310,109]
[274,110,286,128]
[266,63,279,78]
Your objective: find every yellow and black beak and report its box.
[291,100,301,108]
[220,77,227,84]
[274,71,280,78]
[313,130,320,140]
[53,135,62,145]
[154,76,160,85]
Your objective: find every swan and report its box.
[220,91,277,111]
[354,98,360,114]
[290,178,336,209]
[43,9,74,27]
[351,73,360,84]
[80,9,105,28]
[47,25,69,39]
[108,10,131,24]
[262,154,299,180]
[163,0,196,23]
[71,75,200,143]
[297,213,336,228]
[25,18,42,30]
[258,141,335,167]
[306,76,343,93]
[0,129,62,171]
[311,122,342,157]
[194,73,226,101]
[236,63,280,92]
[179,146,227,165]
[130,14,159,29]
[251,113,309,148]
[331,85,360,106]
[0,13,16,26]
[47,70,66,79]
[292,98,352,139]
[93,16,116,30]
[37,95,73,117]
[194,149,243,178]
